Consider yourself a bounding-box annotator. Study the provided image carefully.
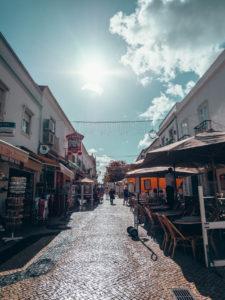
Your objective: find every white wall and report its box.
[177,63,225,136]
[0,37,42,153]
[41,87,75,158]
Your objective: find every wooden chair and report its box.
[144,207,161,236]
[155,213,170,252]
[161,215,202,258]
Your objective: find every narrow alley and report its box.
[1,198,224,300]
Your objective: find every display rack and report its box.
[3,176,26,242]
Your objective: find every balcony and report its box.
[194,120,212,135]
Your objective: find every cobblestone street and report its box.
[0,198,225,300]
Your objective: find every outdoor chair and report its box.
[155,213,170,252]
[144,207,161,236]
[161,215,202,258]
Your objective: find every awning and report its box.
[37,155,59,167]
[24,157,42,173]
[0,139,28,163]
[68,160,81,171]
[59,163,74,180]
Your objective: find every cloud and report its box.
[96,155,112,182]
[184,80,195,95]
[88,148,97,155]
[139,93,175,124]
[110,0,225,82]
[98,147,104,151]
[82,83,103,95]
[139,76,151,87]
[166,83,184,98]
[138,133,153,149]
[166,80,196,98]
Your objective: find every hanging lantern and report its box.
[77,151,82,156]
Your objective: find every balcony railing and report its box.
[194,120,212,135]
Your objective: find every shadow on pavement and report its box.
[145,226,225,300]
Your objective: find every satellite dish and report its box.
[39,144,50,155]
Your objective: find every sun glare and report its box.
[80,61,107,83]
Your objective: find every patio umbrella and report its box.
[126,166,201,178]
[79,177,95,184]
[143,131,225,168]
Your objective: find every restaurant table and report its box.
[150,205,170,211]
[173,216,201,225]
[156,210,183,217]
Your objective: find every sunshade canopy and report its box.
[126,166,201,178]
[79,177,95,184]
[143,131,225,168]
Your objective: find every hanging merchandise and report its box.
[3,176,27,242]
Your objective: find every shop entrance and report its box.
[8,168,34,223]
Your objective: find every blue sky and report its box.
[1,0,225,179]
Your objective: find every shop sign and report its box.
[0,155,20,165]
[66,132,84,154]
[0,142,28,163]
[0,122,16,137]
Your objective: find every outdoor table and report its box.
[156,210,183,217]
[173,216,201,225]
[173,216,202,236]
[150,205,169,211]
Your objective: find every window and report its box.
[22,107,33,136]
[0,88,5,118]
[0,80,8,120]
[181,119,189,137]
[198,101,209,123]
[50,118,56,133]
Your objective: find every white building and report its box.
[159,49,225,146]
[76,144,97,180]
[0,33,42,153]
[145,49,225,195]
[0,32,97,220]
[39,86,75,159]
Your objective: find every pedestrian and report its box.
[165,167,175,209]
[109,188,115,205]
[123,186,129,205]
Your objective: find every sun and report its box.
[80,61,107,84]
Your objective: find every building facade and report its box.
[141,48,225,196]
[0,32,96,225]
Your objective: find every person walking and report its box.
[123,186,129,205]
[165,167,175,209]
[105,186,109,200]
[109,188,115,205]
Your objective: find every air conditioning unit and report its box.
[43,119,55,133]
[43,131,55,145]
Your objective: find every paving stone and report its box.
[0,198,225,299]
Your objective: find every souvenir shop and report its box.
[35,156,75,218]
[0,140,42,237]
